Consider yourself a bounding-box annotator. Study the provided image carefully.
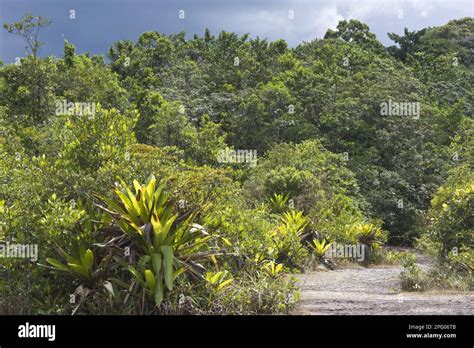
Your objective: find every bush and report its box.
[426,180,473,257]
[38,175,300,314]
[414,118,473,290]
[399,253,425,291]
[246,140,361,203]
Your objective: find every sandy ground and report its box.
[292,255,474,315]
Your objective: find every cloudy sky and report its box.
[0,0,473,64]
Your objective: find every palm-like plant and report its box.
[262,261,284,278]
[96,175,218,306]
[353,223,386,249]
[272,210,309,267]
[279,210,308,237]
[268,193,290,213]
[308,238,333,259]
[205,270,234,292]
[46,239,95,281]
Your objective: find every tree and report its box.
[387,27,427,62]
[3,13,51,59]
[3,14,52,123]
[63,40,76,68]
[324,20,385,53]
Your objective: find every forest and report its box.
[0,14,472,315]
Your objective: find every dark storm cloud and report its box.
[0,0,472,63]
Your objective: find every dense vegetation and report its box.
[0,14,472,314]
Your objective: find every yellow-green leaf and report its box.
[83,249,94,270]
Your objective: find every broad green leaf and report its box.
[46,258,71,273]
[217,278,233,291]
[144,269,155,292]
[161,214,178,243]
[128,265,145,288]
[154,275,164,306]
[173,266,185,279]
[161,245,174,291]
[132,179,141,194]
[211,271,222,284]
[151,253,162,274]
[67,263,90,278]
[83,249,94,270]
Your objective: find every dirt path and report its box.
[293,255,474,315]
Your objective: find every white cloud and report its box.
[309,6,345,38]
[225,2,345,43]
[338,0,467,21]
[204,0,471,46]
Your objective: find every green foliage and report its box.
[325,19,385,53]
[400,251,473,292]
[202,272,300,315]
[205,270,234,292]
[268,193,291,214]
[46,241,94,281]
[3,13,51,58]
[1,13,473,314]
[45,106,137,172]
[420,117,473,260]
[309,239,333,259]
[387,27,427,62]
[246,140,362,207]
[399,253,425,291]
[352,223,387,250]
[96,175,216,306]
[272,211,309,268]
[426,257,473,291]
[382,249,415,265]
[427,181,474,256]
[261,261,284,278]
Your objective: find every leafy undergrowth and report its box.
[399,251,473,292]
[1,15,473,314]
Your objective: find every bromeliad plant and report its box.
[309,238,333,259]
[272,210,309,268]
[268,193,291,214]
[352,223,386,249]
[261,261,284,278]
[350,223,387,263]
[46,239,95,281]
[205,270,234,293]
[279,210,309,236]
[95,175,219,306]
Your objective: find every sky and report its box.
[0,0,473,64]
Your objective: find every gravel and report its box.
[292,261,474,315]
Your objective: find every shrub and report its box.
[399,253,425,291]
[308,239,333,259]
[272,211,309,269]
[37,175,300,315]
[246,140,361,203]
[96,175,220,306]
[268,193,292,214]
[426,180,473,257]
